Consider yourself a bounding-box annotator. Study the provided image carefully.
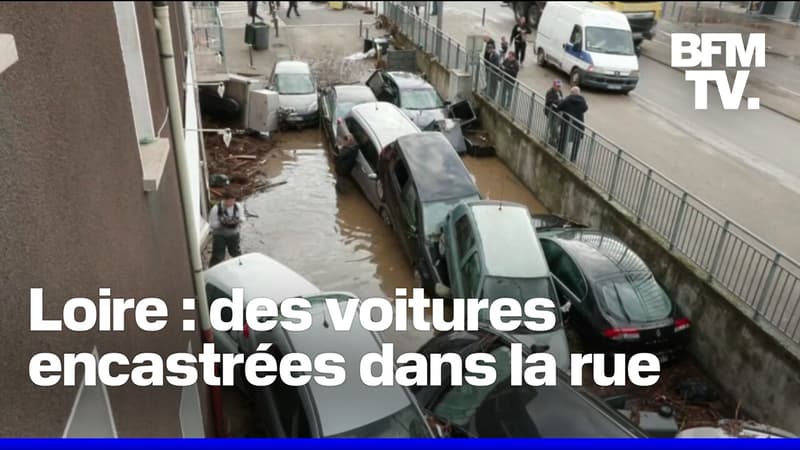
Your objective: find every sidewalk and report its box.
[643,2,800,121]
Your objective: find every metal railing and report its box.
[383,2,800,347]
[189,2,228,75]
[385,2,470,73]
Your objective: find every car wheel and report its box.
[537,48,547,67]
[570,68,582,87]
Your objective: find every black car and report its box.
[537,227,691,362]
[318,84,377,155]
[378,131,480,294]
[411,328,647,438]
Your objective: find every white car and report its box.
[535,2,639,92]
[269,60,319,127]
[677,420,797,438]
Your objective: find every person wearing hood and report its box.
[557,86,588,162]
[545,79,564,146]
[483,36,501,100]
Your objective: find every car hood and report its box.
[403,107,448,128]
[279,93,317,111]
[512,329,571,373]
[587,52,639,74]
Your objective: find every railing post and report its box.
[527,94,536,134]
[446,37,452,67]
[584,131,596,178]
[752,254,781,319]
[707,220,730,282]
[510,81,519,123]
[636,169,653,225]
[455,43,461,70]
[669,192,689,251]
[607,148,623,200]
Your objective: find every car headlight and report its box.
[306,101,318,113]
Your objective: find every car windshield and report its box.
[400,88,444,110]
[422,196,480,238]
[477,276,562,331]
[597,272,672,322]
[433,346,636,437]
[276,73,315,95]
[331,404,433,438]
[585,27,635,55]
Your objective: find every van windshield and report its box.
[585,27,635,56]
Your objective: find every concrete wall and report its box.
[472,93,800,434]
[0,2,209,437]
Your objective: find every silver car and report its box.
[366,70,450,129]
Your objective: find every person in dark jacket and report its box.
[287,0,300,18]
[510,17,531,66]
[501,50,520,109]
[483,37,501,100]
[247,0,263,22]
[557,86,588,162]
[545,79,564,146]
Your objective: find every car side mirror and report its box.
[434,282,451,298]
[563,43,569,50]
[560,300,572,314]
[443,100,452,107]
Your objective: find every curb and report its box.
[640,48,800,123]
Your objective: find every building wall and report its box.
[0,2,209,437]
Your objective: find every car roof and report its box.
[203,253,320,301]
[385,71,432,89]
[333,84,377,102]
[275,60,311,74]
[558,2,631,30]
[542,230,651,279]
[279,299,415,436]
[464,201,549,279]
[395,132,479,203]
[350,101,420,149]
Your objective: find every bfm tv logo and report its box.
[671,33,765,110]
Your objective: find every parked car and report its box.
[269,60,319,127]
[378,131,481,294]
[319,84,377,155]
[204,253,435,438]
[438,200,570,370]
[535,2,639,92]
[366,70,450,128]
[411,328,647,438]
[676,420,797,438]
[340,101,420,210]
[537,227,690,362]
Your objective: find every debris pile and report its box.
[203,121,278,200]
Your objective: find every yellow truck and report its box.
[593,1,662,48]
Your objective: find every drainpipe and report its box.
[152,1,225,437]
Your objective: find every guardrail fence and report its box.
[384,2,800,347]
[189,2,228,76]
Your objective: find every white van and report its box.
[535,2,639,92]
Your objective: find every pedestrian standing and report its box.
[501,50,520,109]
[483,36,501,100]
[209,190,246,267]
[287,0,300,18]
[499,36,509,62]
[556,86,588,162]
[510,17,531,67]
[545,79,563,146]
[247,0,263,22]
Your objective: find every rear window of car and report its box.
[597,273,673,322]
[399,88,444,110]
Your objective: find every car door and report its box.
[366,71,386,99]
[346,117,381,209]
[386,156,418,262]
[446,212,479,298]
[540,239,589,316]
[564,24,586,72]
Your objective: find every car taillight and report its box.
[243,322,250,338]
[674,318,691,332]
[603,327,640,341]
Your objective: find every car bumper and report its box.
[603,333,690,363]
[581,71,639,92]
[283,111,319,127]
